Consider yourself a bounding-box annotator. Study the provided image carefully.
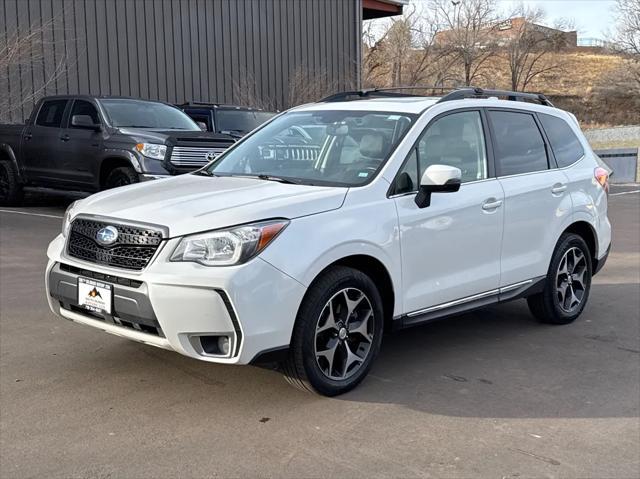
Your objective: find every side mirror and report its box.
[414,164,461,208]
[196,121,208,131]
[71,115,101,131]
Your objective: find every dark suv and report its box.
[179,102,276,138]
[0,96,235,205]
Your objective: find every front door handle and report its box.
[482,199,503,211]
[23,133,32,140]
[60,134,70,142]
[551,183,567,195]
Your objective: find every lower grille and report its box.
[170,146,228,168]
[67,218,164,270]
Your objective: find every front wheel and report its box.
[103,166,139,190]
[527,233,592,325]
[282,266,384,396]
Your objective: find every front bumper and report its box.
[45,234,306,364]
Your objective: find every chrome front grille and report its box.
[67,218,164,271]
[169,146,228,167]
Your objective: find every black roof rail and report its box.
[437,87,554,107]
[320,85,458,102]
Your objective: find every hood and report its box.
[115,128,235,145]
[75,175,348,237]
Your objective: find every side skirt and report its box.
[392,277,546,331]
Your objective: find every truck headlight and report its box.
[61,201,79,238]
[170,220,289,266]
[135,143,167,160]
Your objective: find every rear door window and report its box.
[538,113,585,167]
[488,110,548,176]
[35,100,68,128]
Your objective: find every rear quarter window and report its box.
[539,113,585,168]
[488,110,549,176]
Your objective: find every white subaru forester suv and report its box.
[46,88,612,396]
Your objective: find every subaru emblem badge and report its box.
[96,225,119,246]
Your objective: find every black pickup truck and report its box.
[0,95,235,205]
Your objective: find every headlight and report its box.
[135,143,167,160]
[170,220,289,266]
[61,200,79,238]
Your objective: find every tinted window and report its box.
[394,110,487,193]
[216,110,276,135]
[489,111,548,176]
[35,100,68,127]
[70,100,100,127]
[539,113,584,167]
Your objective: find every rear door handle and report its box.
[23,133,32,140]
[60,134,70,142]
[551,183,567,195]
[482,199,503,211]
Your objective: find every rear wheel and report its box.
[527,233,592,324]
[282,266,384,396]
[103,166,139,190]
[0,160,24,206]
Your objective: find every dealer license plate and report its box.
[77,277,113,315]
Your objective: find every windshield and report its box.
[207,110,416,186]
[100,99,199,130]
[216,109,276,135]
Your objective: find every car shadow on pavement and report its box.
[342,281,640,419]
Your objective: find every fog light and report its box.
[218,336,230,356]
[198,335,232,356]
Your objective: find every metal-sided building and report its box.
[0,0,405,123]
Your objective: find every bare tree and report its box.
[503,7,571,91]
[429,0,499,86]
[611,0,640,56]
[362,20,391,87]
[0,18,68,123]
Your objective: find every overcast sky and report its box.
[404,0,617,40]
[498,0,616,38]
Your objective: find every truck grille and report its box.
[67,218,164,271]
[169,146,228,168]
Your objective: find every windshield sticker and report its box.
[358,172,369,178]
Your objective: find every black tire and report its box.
[282,266,384,396]
[0,160,24,206]
[103,166,139,190]
[527,233,592,325]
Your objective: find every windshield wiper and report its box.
[256,174,300,184]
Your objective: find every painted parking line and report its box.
[610,189,640,197]
[0,209,63,219]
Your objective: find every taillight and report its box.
[594,167,609,194]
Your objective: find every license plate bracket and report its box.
[77,277,113,315]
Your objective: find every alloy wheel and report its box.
[556,247,588,313]
[314,288,375,381]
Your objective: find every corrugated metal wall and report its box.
[0,0,362,123]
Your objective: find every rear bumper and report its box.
[45,234,306,365]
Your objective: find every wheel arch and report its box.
[560,220,598,266]
[307,254,396,334]
[0,144,23,182]
[99,155,137,188]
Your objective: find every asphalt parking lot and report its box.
[0,186,638,478]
